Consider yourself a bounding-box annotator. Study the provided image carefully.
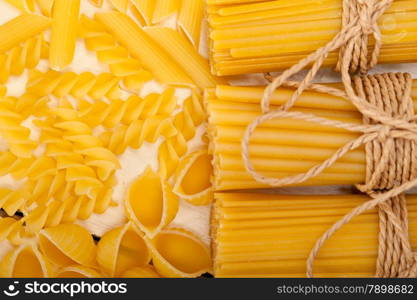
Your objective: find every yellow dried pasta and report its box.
[173,150,214,206]
[129,0,155,25]
[97,223,150,276]
[126,168,179,238]
[95,12,194,86]
[39,224,97,268]
[121,266,160,278]
[0,35,48,83]
[0,244,52,278]
[178,0,205,48]
[49,0,80,70]
[56,265,102,278]
[152,0,180,24]
[148,228,212,278]
[0,14,50,53]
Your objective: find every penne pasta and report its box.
[0,14,50,53]
[178,0,205,48]
[96,12,194,86]
[49,0,80,70]
[130,0,156,25]
[152,0,180,24]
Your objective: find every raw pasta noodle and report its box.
[152,0,180,24]
[95,12,194,86]
[97,223,150,276]
[207,0,417,75]
[178,0,205,48]
[148,228,212,278]
[0,244,51,277]
[145,27,221,89]
[39,223,97,268]
[27,70,123,101]
[0,98,37,158]
[49,0,80,70]
[125,168,179,238]
[77,88,177,129]
[129,0,156,26]
[158,93,206,179]
[0,14,50,53]
[206,83,417,190]
[207,0,265,4]
[213,193,417,277]
[0,218,25,245]
[109,0,128,12]
[89,0,103,8]
[35,0,54,16]
[4,0,53,15]
[0,34,48,83]
[80,15,153,91]
[173,149,214,206]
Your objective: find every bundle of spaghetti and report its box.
[0,34,48,83]
[213,193,417,278]
[158,92,206,179]
[206,81,417,190]
[207,0,417,75]
[79,15,153,91]
[26,70,123,101]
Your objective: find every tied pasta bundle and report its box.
[207,0,417,75]
[206,81,417,190]
[213,193,417,278]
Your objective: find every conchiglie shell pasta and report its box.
[56,265,102,278]
[97,223,150,276]
[39,224,97,268]
[149,228,212,278]
[173,150,214,205]
[121,265,160,278]
[0,244,52,277]
[126,168,179,238]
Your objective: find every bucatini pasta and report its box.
[207,0,417,75]
[206,82,417,190]
[213,193,417,277]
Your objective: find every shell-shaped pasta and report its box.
[125,168,179,238]
[39,224,97,268]
[173,150,214,206]
[0,244,51,277]
[121,265,160,278]
[56,265,102,278]
[97,223,150,276]
[148,228,212,278]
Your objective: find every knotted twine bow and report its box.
[241,0,417,277]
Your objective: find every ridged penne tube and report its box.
[145,27,221,89]
[152,0,180,24]
[49,0,80,70]
[55,265,102,278]
[148,228,212,278]
[130,0,155,25]
[121,266,160,278]
[178,0,205,48]
[173,150,214,206]
[39,224,97,268]
[109,0,128,12]
[4,0,35,12]
[213,193,417,277]
[96,12,194,86]
[0,244,51,277]
[36,0,54,16]
[125,168,179,238]
[207,82,417,190]
[0,14,50,53]
[97,223,151,276]
[208,0,417,75]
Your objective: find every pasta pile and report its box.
[0,0,215,278]
[207,0,417,75]
[206,82,417,190]
[213,193,417,277]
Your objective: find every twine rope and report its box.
[241,0,417,277]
